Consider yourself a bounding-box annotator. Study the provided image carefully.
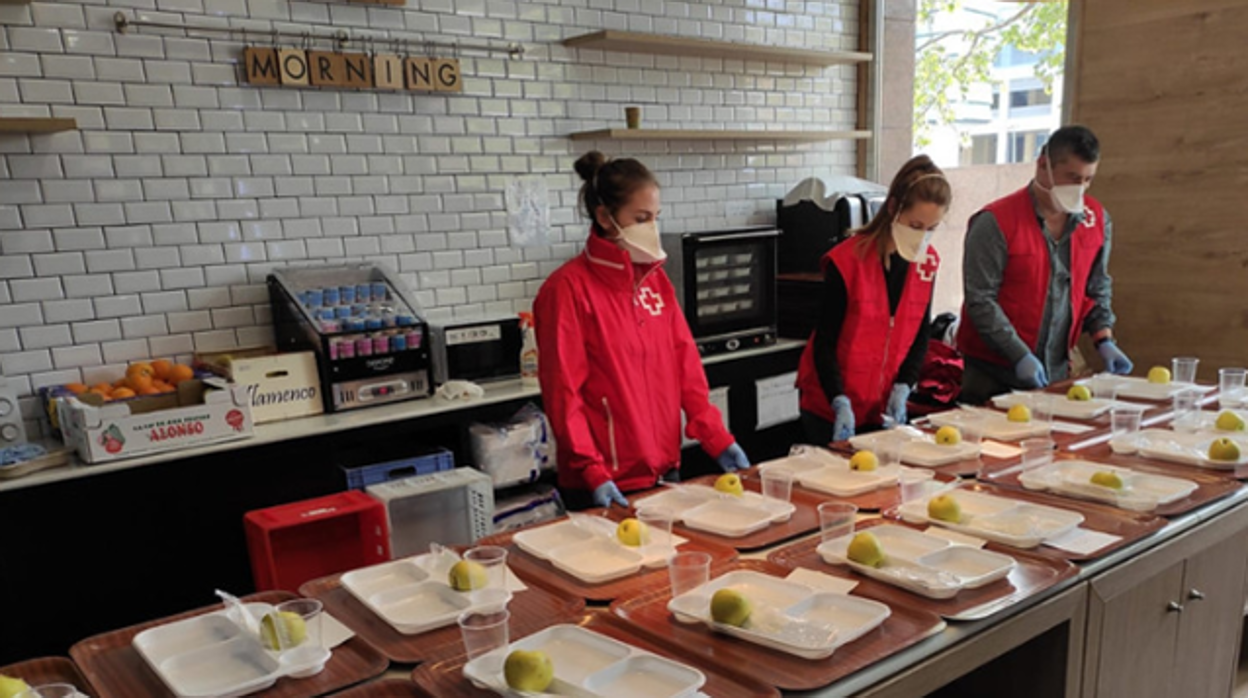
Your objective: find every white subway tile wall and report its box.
[1,0,859,433]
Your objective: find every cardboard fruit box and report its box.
[195,349,323,424]
[58,378,254,464]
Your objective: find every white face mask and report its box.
[610,215,666,263]
[891,221,933,262]
[1043,156,1087,214]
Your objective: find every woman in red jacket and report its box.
[535,151,749,510]
[796,155,952,444]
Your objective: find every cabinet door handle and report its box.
[1188,589,1206,601]
[1167,601,1185,613]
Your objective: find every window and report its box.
[1009,88,1052,109]
[1009,130,1049,163]
[960,134,999,166]
[990,90,1001,113]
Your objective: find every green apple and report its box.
[1148,366,1172,384]
[616,518,649,547]
[1209,438,1242,462]
[1067,385,1092,402]
[1090,471,1124,490]
[928,494,962,524]
[504,649,555,692]
[448,560,488,591]
[1007,404,1032,423]
[260,610,307,651]
[714,473,744,497]
[849,451,879,472]
[0,675,31,698]
[935,426,962,446]
[1215,411,1246,432]
[846,531,886,568]
[710,588,752,627]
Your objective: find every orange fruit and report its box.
[112,387,136,399]
[127,362,154,381]
[114,379,129,389]
[152,359,174,380]
[87,388,111,399]
[90,383,112,394]
[169,364,194,384]
[65,383,88,394]
[128,373,154,392]
[139,386,162,396]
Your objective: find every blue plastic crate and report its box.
[343,448,454,490]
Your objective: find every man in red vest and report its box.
[957,125,1133,405]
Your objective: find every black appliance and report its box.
[661,226,779,356]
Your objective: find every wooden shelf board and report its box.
[563,30,872,66]
[568,128,872,142]
[0,117,78,134]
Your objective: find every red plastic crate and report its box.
[244,490,391,592]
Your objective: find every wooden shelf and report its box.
[0,117,78,134]
[563,30,872,66]
[568,128,872,142]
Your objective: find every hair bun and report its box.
[574,150,608,183]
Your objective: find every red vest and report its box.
[957,186,1106,367]
[797,236,939,427]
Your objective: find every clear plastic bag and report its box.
[469,403,557,487]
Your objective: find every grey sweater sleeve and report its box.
[1082,210,1117,334]
[962,211,1032,365]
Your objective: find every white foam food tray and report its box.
[1183,409,1248,434]
[990,392,1117,420]
[132,602,330,698]
[462,624,706,698]
[1078,374,1216,402]
[515,517,682,571]
[817,524,1015,600]
[1110,429,1248,469]
[850,429,981,468]
[1018,459,1198,512]
[929,408,1050,442]
[758,453,900,497]
[341,555,512,635]
[898,489,1084,549]
[635,484,796,537]
[667,570,890,660]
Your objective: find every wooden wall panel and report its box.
[1070,2,1248,377]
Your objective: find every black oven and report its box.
[661,226,779,356]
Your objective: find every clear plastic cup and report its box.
[669,551,711,597]
[899,468,935,503]
[761,467,794,502]
[1220,367,1247,409]
[458,609,510,661]
[15,685,83,698]
[638,509,676,561]
[1111,404,1144,438]
[272,598,328,676]
[1172,389,1202,433]
[464,546,509,590]
[877,434,904,469]
[1019,437,1055,472]
[1031,394,1056,429]
[818,502,857,543]
[1090,376,1119,402]
[1172,356,1200,385]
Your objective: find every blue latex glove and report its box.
[716,443,750,472]
[1097,340,1133,375]
[883,383,911,427]
[592,481,629,508]
[1014,354,1049,389]
[831,395,855,442]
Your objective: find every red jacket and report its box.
[534,232,735,494]
[796,236,938,426]
[957,186,1106,366]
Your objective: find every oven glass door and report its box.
[684,233,777,339]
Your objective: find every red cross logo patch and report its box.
[638,286,665,317]
[1082,207,1097,228]
[918,250,939,282]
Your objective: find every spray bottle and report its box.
[519,312,539,388]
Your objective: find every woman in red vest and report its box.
[535,151,749,510]
[796,156,952,443]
